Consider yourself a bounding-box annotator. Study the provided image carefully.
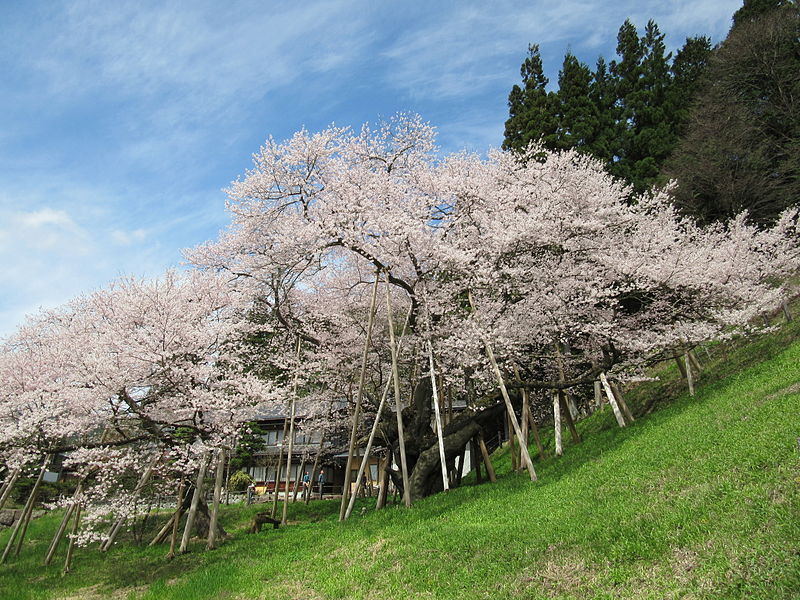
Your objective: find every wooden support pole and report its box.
[2,454,49,563]
[599,372,626,427]
[340,274,381,521]
[375,454,389,510]
[282,337,302,526]
[594,380,602,408]
[674,354,688,379]
[45,480,83,565]
[207,449,227,550]
[508,410,519,471]
[610,382,635,423]
[527,406,545,460]
[0,468,20,512]
[472,438,482,483]
[271,417,290,517]
[166,480,185,558]
[292,452,307,503]
[101,453,160,552]
[179,450,211,554]
[553,391,563,457]
[385,278,412,507]
[687,350,702,374]
[305,433,325,505]
[684,351,695,397]
[476,434,497,483]
[782,299,792,322]
[469,292,536,481]
[62,502,81,575]
[426,339,450,493]
[559,392,581,445]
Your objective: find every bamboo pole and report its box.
[179,450,211,554]
[426,339,450,492]
[282,336,302,526]
[599,372,626,427]
[207,449,226,550]
[385,277,412,507]
[1,454,49,563]
[553,391,563,457]
[339,274,381,521]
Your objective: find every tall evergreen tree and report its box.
[668,36,713,139]
[588,57,617,164]
[555,52,598,151]
[503,44,559,152]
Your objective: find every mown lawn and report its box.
[1,318,798,599]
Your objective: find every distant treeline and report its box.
[503,0,799,225]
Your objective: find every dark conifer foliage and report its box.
[504,19,710,193]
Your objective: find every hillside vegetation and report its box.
[1,317,798,600]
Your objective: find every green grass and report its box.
[1,318,798,599]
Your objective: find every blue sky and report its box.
[0,0,740,336]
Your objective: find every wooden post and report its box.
[207,449,227,550]
[385,277,412,507]
[553,391,563,457]
[559,392,581,444]
[340,275,381,521]
[45,480,84,565]
[687,350,702,374]
[674,354,688,379]
[375,454,389,510]
[101,453,160,552]
[282,337,302,526]
[0,467,20,512]
[472,438,482,483]
[166,480,185,558]
[508,410,519,471]
[270,416,290,518]
[527,406,545,460]
[594,380,602,408]
[610,382,635,423]
[684,351,695,396]
[555,343,580,444]
[345,302,412,518]
[62,502,81,575]
[2,454,49,563]
[426,339,449,492]
[469,292,536,481]
[476,434,496,483]
[292,452,307,503]
[179,451,211,554]
[305,432,325,505]
[599,372,626,427]
[782,299,792,322]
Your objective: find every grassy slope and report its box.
[1,320,798,600]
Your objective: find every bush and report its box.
[228,470,254,492]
